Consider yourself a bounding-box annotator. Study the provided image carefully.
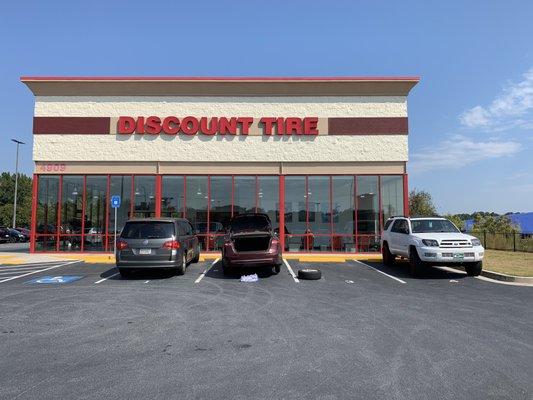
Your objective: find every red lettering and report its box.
[199,117,218,135]
[285,117,303,135]
[145,116,162,134]
[237,117,253,135]
[276,118,285,135]
[117,116,135,134]
[136,116,145,134]
[303,117,319,135]
[259,117,276,135]
[180,116,199,135]
[218,117,237,135]
[162,116,180,135]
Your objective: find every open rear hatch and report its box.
[232,233,271,252]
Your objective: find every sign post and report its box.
[110,195,121,255]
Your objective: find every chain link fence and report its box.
[471,231,533,253]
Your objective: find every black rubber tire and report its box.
[382,242,395,266]
[465,261,482,276]
[297,268,322,280]
[273,264,281,274]
[222,259,232,276]
[176,253,186,276]
[191,245,200,263]
[409,248,425,276]
[118,268,132,278]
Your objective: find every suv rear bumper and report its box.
[417,246,484,263]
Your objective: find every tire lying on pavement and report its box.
[297,268,322,280]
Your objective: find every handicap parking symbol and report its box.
[26,275,83,285]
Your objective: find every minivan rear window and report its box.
[121,222,175,239]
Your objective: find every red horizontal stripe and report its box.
[328,117,408,135]
[21,76,421,82]
[33,117,110,134]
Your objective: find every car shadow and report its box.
[99,267,177,280]
[363,260,468,280]
[205,260,278,280]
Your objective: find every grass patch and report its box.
[483,250,533,277]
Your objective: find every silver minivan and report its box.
[115,218,200,278]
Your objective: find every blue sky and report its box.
[1,0,532,214]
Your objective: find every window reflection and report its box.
[162,176,184,218]
[133,176,156,218]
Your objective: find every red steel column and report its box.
[81,175,86,252]
[403,173,409,217]
[104,174,110,252]
[30,174,38,253]
[279,175,285,252]
[56,175,63,251]
[155,175,162,217]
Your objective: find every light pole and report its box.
[11,139,25,229]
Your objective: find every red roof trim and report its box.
[20,76,420,82]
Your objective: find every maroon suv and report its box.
[222,213,282,275]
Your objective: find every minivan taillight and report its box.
[162,240,180,250]
[116,240,128,250]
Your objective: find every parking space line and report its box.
[195,258,219,284]
[0,260,81,284]
[355,260,406,284]
[94,272,120,284]
[283,259,299,283]
[0,267,50,275]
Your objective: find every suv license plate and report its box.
[139,248,151,255]
[453,253,464,260]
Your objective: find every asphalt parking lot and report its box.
[1,257,532,400]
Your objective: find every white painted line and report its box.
[94,272,119,284]
[355,260,406,284]
[283,259,299,283]
[144,280,149,284]
[0,266,53,275]
[0,260,81,284]
[195,258,219,283]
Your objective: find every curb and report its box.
[480,269,533,284]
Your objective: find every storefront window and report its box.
[381,175,404,224]
[357,176,380,252]
[186,176,208,250]
[257,176,279,231]
[60,175,84,251]
[210,176,232,250]
[133,176,156,218]
[161,176,184,218]
[308,176,331,251]
[36,176,59,251]
[284,176,306,251]
[233,176,256,216]
[85,176,107,251]
[332,176,355,252]
[109,175,132,237]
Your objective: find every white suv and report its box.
[381,217,484,276]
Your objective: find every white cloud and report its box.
[410,135,521,173]
[460,68,533,130]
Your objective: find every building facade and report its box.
[22,76,419,253]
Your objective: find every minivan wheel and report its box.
[465,261,482,276]
[176,254,186,276]
[222,258,232,276]
[191,245,200,263]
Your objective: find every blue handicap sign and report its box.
[26,275,83,285]
[111,195,121,208]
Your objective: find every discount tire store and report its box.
[21,76,419,255]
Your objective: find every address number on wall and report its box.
[39,163,66,172]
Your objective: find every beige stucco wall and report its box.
[34,96,407,117]
[33,134,408,162]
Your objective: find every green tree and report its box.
[0,172,33,228]
[409,189,437,217]
[472,214,520,233]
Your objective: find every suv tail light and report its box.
[116,240,128,250]
[162,240,180,250]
